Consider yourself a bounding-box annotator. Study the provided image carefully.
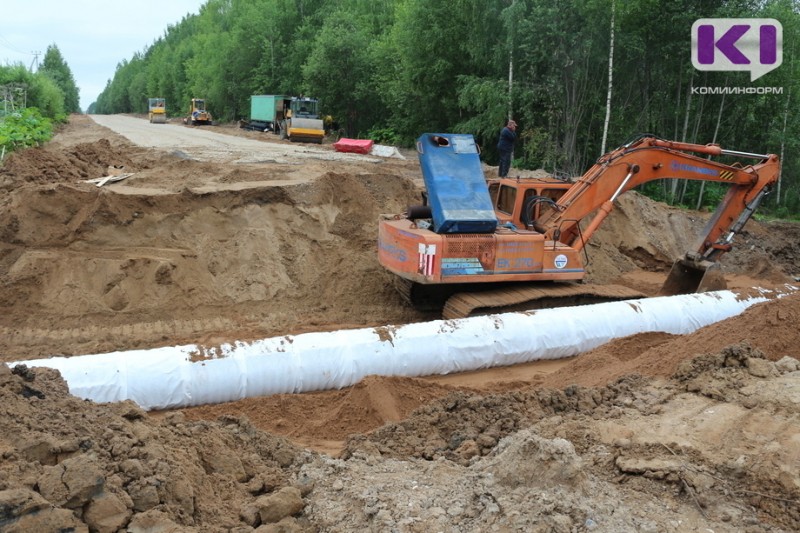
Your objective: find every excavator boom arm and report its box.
[538,136,780,262]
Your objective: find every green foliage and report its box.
[0,63,67,120]
[0,108,54,155]
[770,189,800,221]
[302,7,381,136]
[39,44,81,113]
[454,76,509,153]
[366,126,399,145]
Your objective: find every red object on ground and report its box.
[333,138,374,154]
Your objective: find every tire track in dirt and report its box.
[1,302,418,360]
[2,316,260,359]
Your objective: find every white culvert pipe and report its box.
[7,287,795,411]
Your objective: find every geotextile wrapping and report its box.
[7,288,792,410]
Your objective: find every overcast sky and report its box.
[0,0,207,111]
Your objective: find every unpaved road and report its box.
[89,114,380,165]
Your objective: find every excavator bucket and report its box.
[659,257,727,296]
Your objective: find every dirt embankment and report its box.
[0,114,798,532]
[0,116,426,359]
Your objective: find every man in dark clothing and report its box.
[497,119,517,177]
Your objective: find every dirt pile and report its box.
[0,138,145,189]
[0,118,423,358]
[0,363,313,532]
[305,341,799,533]
[541,289,800,388]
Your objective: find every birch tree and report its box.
[600,0,615,155]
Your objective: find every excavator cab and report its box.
[489,178,572,231]
[490,176,727,296]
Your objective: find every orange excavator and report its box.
[378,133,780,318]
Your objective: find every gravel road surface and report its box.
[89,114,379,164]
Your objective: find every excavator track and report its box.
[393,277,453,311]
[441,283,646,320]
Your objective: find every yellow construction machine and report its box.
[148,98,166,124]
[277,96,324,143]
[184,98,213,126]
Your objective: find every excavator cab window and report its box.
[496,184,517,216]
[541,188,566,202]
[521,188,563,227]
[488,181,500,205]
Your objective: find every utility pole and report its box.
[29,51,40,72]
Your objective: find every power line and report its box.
[0,33,31,55]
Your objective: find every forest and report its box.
[65,1,800,216]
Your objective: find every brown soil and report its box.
[1,114,798,532]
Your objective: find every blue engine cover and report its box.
[416,133,498,234]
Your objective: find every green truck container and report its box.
[245,95,288,132]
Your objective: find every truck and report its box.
[243,94,288,132]
[242,95,324,143]
[377,133,780,319]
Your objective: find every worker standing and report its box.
[497,119,517,177]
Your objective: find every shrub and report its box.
[0,107,54,157]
